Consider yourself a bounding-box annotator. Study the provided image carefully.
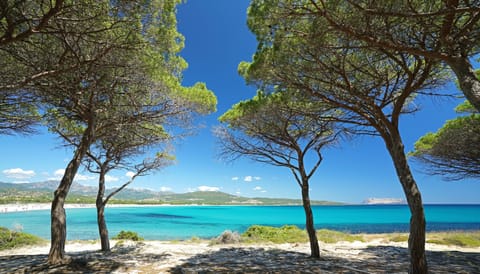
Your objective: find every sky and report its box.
[0,0,478,204]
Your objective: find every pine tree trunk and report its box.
[301,180,320,258]
[48,121,95,264]
[447,56,480,112]
[97,203,110,251]
[387,131,427,274]
[97,171,110,251]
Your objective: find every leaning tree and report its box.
[241,1,448,272]
[218,90,342,258]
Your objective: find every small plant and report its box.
[212,230,241,245]
[112,230,144,241]
[0,227,46,250]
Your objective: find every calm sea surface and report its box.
[0,205,479,240]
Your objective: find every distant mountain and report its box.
[0,181,342,205]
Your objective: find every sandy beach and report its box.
[0,239,478,273]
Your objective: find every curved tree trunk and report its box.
[48,121,95,265]
[387,131,427,274]
[447,56,480,112]
[97,171,110,251]
[301,179,320,258]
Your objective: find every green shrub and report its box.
[317,229,364,243]
[112,230,144,241]
[0,227,45,250]
[242,225,308,243]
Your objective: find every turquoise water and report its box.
[0,205,479,240]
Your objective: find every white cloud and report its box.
[104,175,119,182]
[253,186,263,191]
[160,186,172,192]
[197,185,220,192]
[74,173,95,181]
[261,190,267,193]
[2,168,36,179]
[49,169,94,182]
[125,171,135,178]
[231,177,239,181]
[244,176,261,182]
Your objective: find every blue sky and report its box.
[0,0,478,204]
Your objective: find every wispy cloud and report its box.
[231,176,239,181]
[49,169,94,182]
[2,168,36,179]
[253,186,267,193]
[160,186,172,192]
[197,185,220,192]
[244,176,261,182]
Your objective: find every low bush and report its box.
[112,230,144,241]
[0,227,45,250]
[242,225,308,243]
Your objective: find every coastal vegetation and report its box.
[112,231,144,242]
[0,227,46,250]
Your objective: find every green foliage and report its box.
[242,225,308,243]
[0,227,46,250]
[410,102,480,180]
[317,229,364,243]
[455,100,477,114]
[112,230,144,241]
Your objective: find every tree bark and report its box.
[301,179,320,258]
[97,171,110,251]
[48,120,95,265]
[387,130,427,274]
[447,56,480,112]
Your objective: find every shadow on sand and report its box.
[0,244,478,273]
[169,245,480,274]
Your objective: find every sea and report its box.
[0,205,479,240]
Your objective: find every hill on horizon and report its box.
[0,181,342,205]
